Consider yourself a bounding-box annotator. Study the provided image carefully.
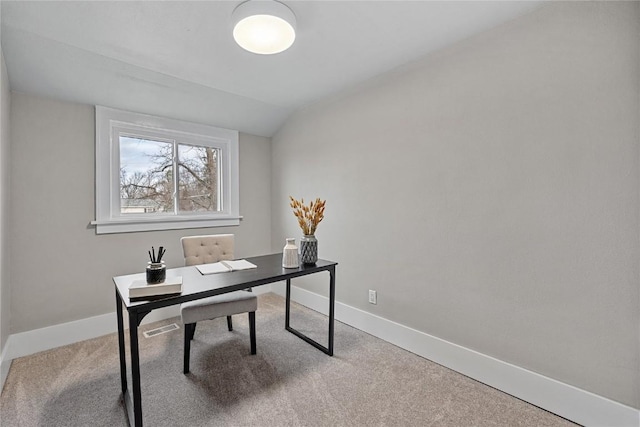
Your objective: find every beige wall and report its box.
[0,44,11,351]
[271,2,639,408]
[9,92,271,333]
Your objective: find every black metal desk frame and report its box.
[114,254,337,427]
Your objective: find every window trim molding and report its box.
[93,106,240,234]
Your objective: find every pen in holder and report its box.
[147,245,167,283]
[146,262,166,284]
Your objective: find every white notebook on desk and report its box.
[196,259,257,275]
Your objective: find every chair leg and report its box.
[189,322,196,341]
[184,323,195,374]
[249,311,256,355]
[227,315,233,331]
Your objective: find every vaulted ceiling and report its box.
[1,1,543,137]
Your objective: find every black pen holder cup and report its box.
[146,262,166,284]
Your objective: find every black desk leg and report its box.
[328,266,335,356]
[285,270,335,356]
[285,278,292,328]
[115,291,127,396]
[128,311,143,427]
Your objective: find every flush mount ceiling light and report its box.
[232,0,296,55]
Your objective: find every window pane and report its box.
[177,144,220,213]
[119,136,174,214]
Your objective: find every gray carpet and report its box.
[0,293,575,426]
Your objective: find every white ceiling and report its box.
[1,1,543,137]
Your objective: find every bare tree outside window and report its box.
[119,136,220,215]
[178,144,219,212]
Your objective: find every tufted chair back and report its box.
[181,234,234,266]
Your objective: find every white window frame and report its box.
[93,106,240,234]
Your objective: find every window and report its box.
[94,107,240,234]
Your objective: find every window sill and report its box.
[91,216,242,234]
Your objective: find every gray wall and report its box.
[271,2,639,408]
[0,44,10,351]
[9,92,271,333]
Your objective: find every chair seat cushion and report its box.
[181,291,257,324]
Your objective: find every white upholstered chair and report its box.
[180,234,257,374]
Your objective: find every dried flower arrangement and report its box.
[289,196,326,236]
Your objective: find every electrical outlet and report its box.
[368,290,377,305]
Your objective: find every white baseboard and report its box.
[272,283,640,427]
[0,340,11,393]
[6,312,117,361]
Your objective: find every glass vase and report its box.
[146,262,166,284]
